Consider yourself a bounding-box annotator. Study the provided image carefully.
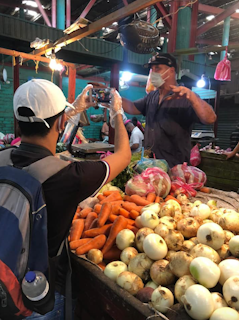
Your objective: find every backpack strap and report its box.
[0,148,70,184]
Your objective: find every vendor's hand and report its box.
[167,85,194,101]
[224,151,236,160]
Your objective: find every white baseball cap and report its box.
[13,79,75,128]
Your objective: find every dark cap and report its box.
[144,53,177,70]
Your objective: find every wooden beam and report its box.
[35,0,52,27]
[197,1,239,36]
[198,4,239,20]
[80,0,97,19]
[31,0,164,57]
[68,67,76,103]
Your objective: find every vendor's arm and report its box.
[225,142,239,160]
[170,85,217,125]
[122,97,142,115]
[131,143,139,151]
[103,92,131,182]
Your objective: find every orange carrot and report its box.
[103,190,119,197]
[112,204,121,215]
[146,193,156,203]
[165,195,181,204]
[73,212,80,221]
[68,235,70,242]
[200,187,211,193]
[97,203,112,228]
[155,196,163,203]
[130,195,150,206]
[82,224,112,238]
[103,246,122,261]
[123,195,133,202]
[84,212,98,231]
[78,207,92,219]
[69,238,92,250]
[118,208,130,219]
[94,204,102,214]
[70,219,85,241]
[97,194,106,202]
[100,191,122,204]
[122,201,137,212]
[109,200,124,206]
[130,209,140,220]
[142,196,146,200]
[75,234,106,256]
[126,218,135,226]
[102,216,128,254]
[89,218,98,230]
[108,214,118,223]
[126,224,139,235]
[98,261,106,271]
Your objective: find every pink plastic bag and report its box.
[190,144,201,166]
[169,162,206,186]
[171,177,203,197]
[214,48,231,81]
[125,167,171,197]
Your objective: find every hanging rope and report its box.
[34,60,39,74]
[51,69,54,82]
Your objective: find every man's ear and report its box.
[60,113,67,131]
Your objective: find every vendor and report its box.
[125,120,144,154]
[121,53,217,167]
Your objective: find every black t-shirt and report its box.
[134,90,200,168]
[8,142,109,292]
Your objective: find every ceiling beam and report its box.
[197,1,239,36]
[198,4,239,20]
[80,0,97,19]
[122,0,128,6]
[154,2,172,28]
[174,43,239,56]
[34,0,51,27]
[31,0,164,57]
[196,39,239,46]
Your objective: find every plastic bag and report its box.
[214,48,231,81]
[169,162,206,186]
[171,177,203,197]
[190,144,201,166]
[135,158,169,173]
[125,167,171,197]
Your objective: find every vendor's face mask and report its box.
[150,68,170,88]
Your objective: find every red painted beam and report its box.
[189,0,199,61]
[168,0,178,53]
[109,63,119,144]
[154,2,172,28]
[68,67,76,103]
[76,64,93,70]
[34,0,52,26]
[198,4,239,20]
[52,0,56,27]
[80,0,97,19]
[122,0,128,5]
[147,7,151,23]
[66,0,71,28]
[197,1,239,36]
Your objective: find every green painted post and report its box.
[220,17,231,61]
[19,8,25,20]
[150,6,157,27]
[57,0,65,30]
[176,6,191,50]
[162,37,168,53]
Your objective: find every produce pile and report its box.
[200,143,231,155]
[69,186,239,320]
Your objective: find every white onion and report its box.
[177,193,189,204]
[151,286,174,313]
[210,307,239,320]
[120,247,138,265]
[135,227,154,252]
[181,203,194,214]
[219,259,239,285]
[104,261,127,281]
[158,216,177,230]
[229,235,239,257]
[164,229,184,251]
[211,292,227,311]
[150,259,175,286]
[218,212,239,233]
[154,223,169,239]
[141,210,159,229]
[160,203,176,218]
[128,253,153,281]
[216,244,230,260]
[207,200,217,209]
[145,281,158,290]
[141,203,160,215]
[197,223,225,250]
[169,251,193,278]
[174,275,197,305]
[190,244,221,264]
[190,204,211,220]
[177,217,200,238]
[165,250,176,261]
[223,275,239,310]
[190,257,220,288]
[193,200,202,207]
[116,229,135,250]
[182,240,196,252]
[87,249,103,264]
[165,199,182,212]
[116,271,144,295]
[190,237,199,245]
[135,216,143,229]
[143,233,168,260]
[181,284,214,320]
[224,230,235,244]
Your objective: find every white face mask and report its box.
[150,68,170,88]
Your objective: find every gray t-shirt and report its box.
[134,90,200,168]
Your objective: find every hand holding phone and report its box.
[89,88,112,104]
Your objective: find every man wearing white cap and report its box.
[2,79,131,319]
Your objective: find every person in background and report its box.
[125,120,144,154]
[225,141,239,160]
[101,120,109,142]
[3,79,131,320]
[131,116,144,134]
[121,53,217,168]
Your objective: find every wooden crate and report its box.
[198,151,239,192]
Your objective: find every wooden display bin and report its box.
[198,151,239,192]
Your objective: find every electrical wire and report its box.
[78,39,122,55]
[152,0,198,25]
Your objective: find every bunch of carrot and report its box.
[68,191,164,264]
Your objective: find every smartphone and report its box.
[89,88,112,103]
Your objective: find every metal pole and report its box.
[109,63,119,144]
[35,0,52,26]
[220,16,231,61]
[66,0,71,28]
[57,0,65,30]
[52,0,56,28]
[13,57,20,137]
